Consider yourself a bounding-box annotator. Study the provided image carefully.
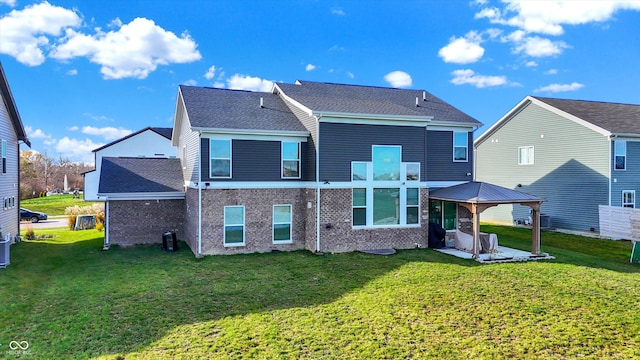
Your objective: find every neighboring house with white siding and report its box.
[99,80,482,256]
[475,96,640,233]
[83,127,175,201]
[0,63,31,242]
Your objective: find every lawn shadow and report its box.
[3,236,476,358]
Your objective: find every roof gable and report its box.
[98,157,184,194]
[179,85,308,133]
[276,80,481,126]
[92,127,172,153]
[533,96,640,135]
[0,63,30,147]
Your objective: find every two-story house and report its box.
[83,126,175,201]
[0,63,31,249]
[99,80,481,256]
[475,96,640,233]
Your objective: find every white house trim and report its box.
[197,128,309,140]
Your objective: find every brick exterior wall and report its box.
[185,187,317,255]
[107,199,185,247]
[318,188,429,253]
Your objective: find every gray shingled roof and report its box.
[534,97,640,134]
[179,85,308,132]
[98,157,184,194]
[92,127,173,153]
[277,81,481,125]
[430,181,542,204]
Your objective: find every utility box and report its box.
[540,214,551,229]
[162,231,178,252]
[0,233,9,268]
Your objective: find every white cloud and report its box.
[534,82,584,93]
[329,45,345,52]
[305,63,316,71]
[204,65,216,79]
[450,69,508,88]
[213,81,225,88]
[0,2,81,66]
[438,31,485,64]
[0,0,17,6]
[81,126,132,140]
[525,61,538,67]
[183,79,197,86]
[51,17,202,79]
[68,126,79,131]
[544,69,558,75]
[25,126,51,139]
[513,36,568,57]
[331,8,346,16]
[477,1,640,35]
[384,70,412,88]
[67,69,78,75]
[346,72,355,79]
[227,74,274,92]
[55,137,104,163]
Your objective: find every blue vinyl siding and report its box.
[318,122,425,182]
[426,130,473,181]
[201,138,308,182]
[611,140,640,207]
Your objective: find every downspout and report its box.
[315,115,321,252]
[608,136,612,206]
[198,131,203,256]
[104,196,109,248]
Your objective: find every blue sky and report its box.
[1,0,639,163]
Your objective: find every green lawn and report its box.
[21,194,98,216]
[1,226,639,359]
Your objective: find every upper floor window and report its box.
[282,142,300,178]
[453,132,468,162]
[1,139,6,174]
[615,140,626,170]
[623,190,635,208]
[518,146,534,165]
[210,139,231,178]
[373,145,401,181]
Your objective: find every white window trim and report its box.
[210,139,232,179]
[372,145,402,181]
[453,132,468,163]
[281,141,301,179]
[518,146,534,165]
[406,188,420,225]
[273,204,293,244]
[623,190,635,208]
[615,140,626,171]
[223,205,245,247]
[352,188,367,227]
[351,148,421,229]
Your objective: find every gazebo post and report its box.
[472,204,480,258]
[529,203,541,255]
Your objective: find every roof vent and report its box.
[423,91,427,101]
[416,97,419,107]
[260,97,264,108]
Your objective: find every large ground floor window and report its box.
[429,200,457,230]
[353,187,420,227]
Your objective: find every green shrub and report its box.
[24,226,35,240]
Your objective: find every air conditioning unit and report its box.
[540,214,551,229]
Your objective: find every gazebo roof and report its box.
[429,181,542,205]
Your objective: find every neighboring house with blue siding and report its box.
[475,95,640,233]
[0,63,31,245]
[101,80,481,256]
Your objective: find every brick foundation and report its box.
[185,187,317,255]
[107,199,185,247]
[318,188,429,252]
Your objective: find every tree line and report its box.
[20,150,93,200]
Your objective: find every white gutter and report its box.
[104,196,109,247]
[315,115,321,252]
[198,131,203,256]
[193,127,310,138]
[608,136,613,206]
[314,111,432,123]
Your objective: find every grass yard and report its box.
[21,194,99,216]
[1,226,639,359]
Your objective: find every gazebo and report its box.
[429,181,544,258]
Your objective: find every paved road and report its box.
[21,217,68,229]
